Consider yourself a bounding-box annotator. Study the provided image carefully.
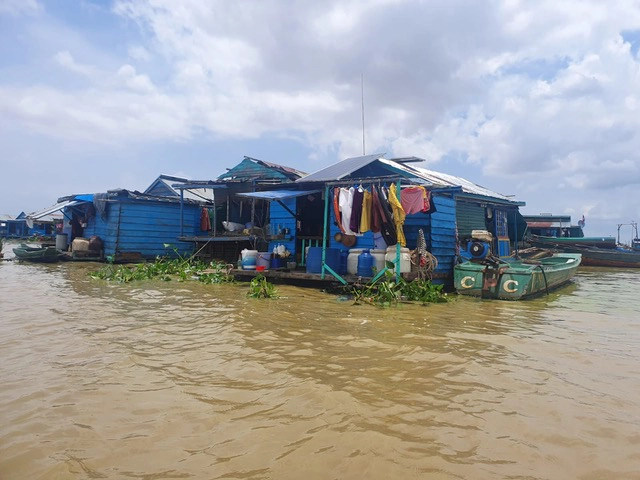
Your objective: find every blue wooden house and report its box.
[0,211,58,238]
[27,189,205,262]
[172,157,307,263]
[240,154,526,286]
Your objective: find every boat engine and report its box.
[466,241,491,260]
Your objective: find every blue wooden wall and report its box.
[428,195,457,280]
[267,198,297,254]
[82,199,200,259]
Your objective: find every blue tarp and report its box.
[236,189,321,200]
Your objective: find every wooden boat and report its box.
[13,243,62,263]
[454,253,582,300]
[530,243,640,268]
[528,234,617,249]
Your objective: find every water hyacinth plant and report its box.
[247,274,279,299]
[349,270,449,307]
[90,244,235,284]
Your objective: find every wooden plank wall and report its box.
[84,200,201,259]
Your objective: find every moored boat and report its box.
[454,253,582,300]
[528,234,617,249]
[12,243,62,263]
[532,243,640,268]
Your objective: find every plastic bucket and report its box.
[56,233,68,251]
[241,249,258,270]
[271,256,283,269]
[256,252,271,269]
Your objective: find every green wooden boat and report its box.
[13,243,62,263]
[454,253,582,300]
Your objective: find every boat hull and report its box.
[541,245,640,268]
[528,234,617,249]
[454,253,582,300]
[13,244,62,263]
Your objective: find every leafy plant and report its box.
[90,245,234,284]
[350,270,449,307]
[247,274,279,299]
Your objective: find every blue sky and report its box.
[2,0,640,238]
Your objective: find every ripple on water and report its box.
[0,259,639,479]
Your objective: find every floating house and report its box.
[27,189,207,262]
[230,153,526,286]
[0,211,59,238]
[175,156,307,263]
[522,213,585,238]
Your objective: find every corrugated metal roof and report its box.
[296,154,522,204]
[236,189,321,200]
[403,164,520,202]
[218,156,306,182]
[147,175,214,202]
[27,200,84,220]
[296,153,386,182]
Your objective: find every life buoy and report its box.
[503,279,518,293]
[460,276,475,289]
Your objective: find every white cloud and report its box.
[2,0,640,234]
[0,0,40,16]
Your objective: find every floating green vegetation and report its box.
[247,274,279,299]
[89,257,235,284]
[90,245,234,284]
[350,271,450,307]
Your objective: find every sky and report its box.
[2,0,640,239]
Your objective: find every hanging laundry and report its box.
[372,185,397,246]
[200,207,211,232]
[339,187,357,235]
[333,187,345,233]
[401,186,428,214]
[424,190,437,214]
[359,188,372,233]
[389,184,406,247]
[350,186,364,233]
[371,187,382,233]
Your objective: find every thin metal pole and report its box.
[361,73,366,155]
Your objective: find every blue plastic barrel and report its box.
[306,247,341,274]
[357,249,374,277]
[339,250,348,274]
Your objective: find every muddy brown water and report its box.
[1,244,639,479]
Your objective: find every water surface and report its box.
[1,246,639,479]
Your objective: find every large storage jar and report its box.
[346,249,363,274]
[384,245,411,273]
[371,249,386,274]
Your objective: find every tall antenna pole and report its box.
[361,73,366,155]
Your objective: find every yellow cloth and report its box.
[359,190,372,233]
[389,184,406,247]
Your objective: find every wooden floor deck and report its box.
[231,267,449,289]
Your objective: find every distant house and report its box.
[0,211,58,238]
[522,213,585,238]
